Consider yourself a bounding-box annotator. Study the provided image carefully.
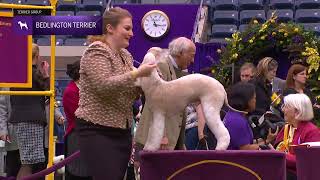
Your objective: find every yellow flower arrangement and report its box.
[232,32,241,41]
[259,24,268,33]
[232,53,238,59]
[302,47,320,79]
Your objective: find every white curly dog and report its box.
[135,48,245,151]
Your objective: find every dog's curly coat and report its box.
[136,48,232,151]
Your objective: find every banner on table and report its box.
[140,150,286,180]
[295,145,320,180]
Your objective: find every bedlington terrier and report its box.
[136,48,242,151]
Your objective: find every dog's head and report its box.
[142,52,157,65]
[141,47,162,65]
[135,47,163,87]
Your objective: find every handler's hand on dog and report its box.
[137,63,157,77]
[160,136,169,150]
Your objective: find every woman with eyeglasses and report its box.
[274,93,320,175]
[283,64,320,110]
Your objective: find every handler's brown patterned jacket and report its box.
[75,41,140,129]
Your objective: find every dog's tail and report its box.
[224,90,248,114]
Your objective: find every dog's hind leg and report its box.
[201,102,230,150]
[143,110,165,151]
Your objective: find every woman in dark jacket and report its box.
[250,57,278,116]
[9,43,49,179]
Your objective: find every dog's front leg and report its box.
[143,110,165,151]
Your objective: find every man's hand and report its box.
[197,136,209,150]
[198,133,205,140]
[0,135,11,143]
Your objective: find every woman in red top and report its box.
[63,60,91,180]
[274,93,320,173]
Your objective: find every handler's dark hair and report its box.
[228,82,256,111]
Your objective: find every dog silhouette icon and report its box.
[18,21,28,30]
